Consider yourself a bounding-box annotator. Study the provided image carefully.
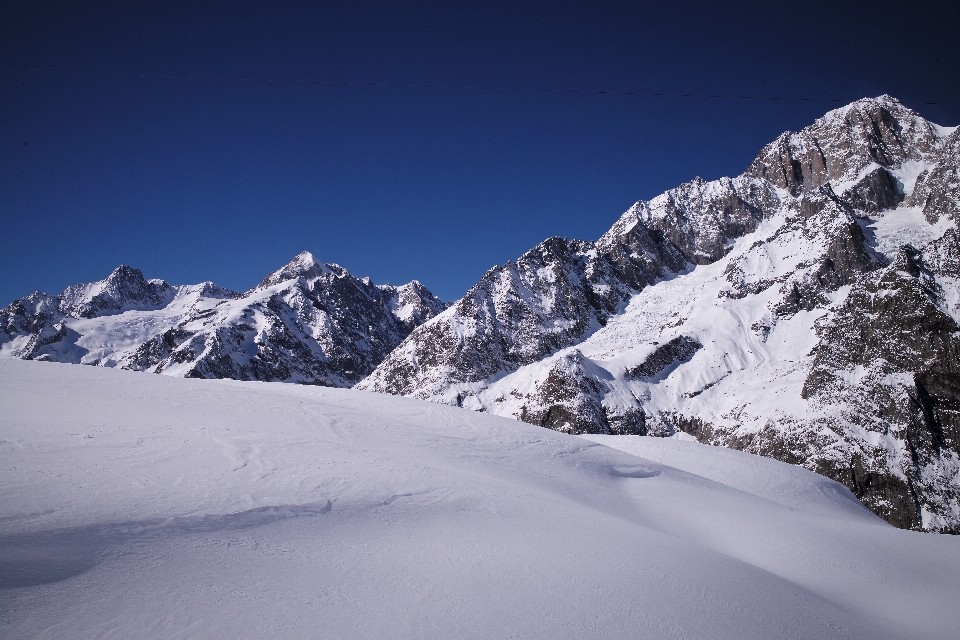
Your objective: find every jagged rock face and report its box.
[392,280,448,330]
[357,237,624,401]
[359,95,960,532]
[129,256,447,386]
[719,187,881,316]
[359,177,778,401]
[59,265,178,318]
[0,291,60,337]
[839,165,904,213]
[908,128,960,225]
[626,336,702,380]
[618,175,782,266]
[0,252,446,387]
[791,233,960,531]
[516,351,612,435]
[745,95,944,195]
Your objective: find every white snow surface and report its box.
[859,205,957,261]
[2,360,959,639]
[66,284,229,366]
[0,282,234,365]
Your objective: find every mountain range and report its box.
[0,252,447,387]
[3,95,958,533]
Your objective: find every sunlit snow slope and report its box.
[2,359,959,639]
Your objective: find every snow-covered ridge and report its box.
[0,253,447,386]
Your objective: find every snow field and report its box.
[2,360,959,639]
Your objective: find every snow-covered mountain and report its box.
[359,96,960,532]
[4,95,957,533]
[0,252,447,386]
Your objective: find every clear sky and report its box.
[2,0,959,303]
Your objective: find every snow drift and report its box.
[2,359,959,639]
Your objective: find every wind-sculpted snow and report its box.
[3,359,960,639]
[0,252,446,386]
[360,95,960,532]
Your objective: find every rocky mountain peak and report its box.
[0,291,61,338]
[108,264,144,282]
[746,95,946,196]
[390,280,449,329]
[2,252,447,389]
[358,95,960,533]
[255,251,333,290]
[58,265,176,319]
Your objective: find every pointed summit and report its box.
[390,280,449,328]
[106,264,146,283]
[56,264,176,318]
[256,251,333,289]
[291,250,317,265]
[746,94,945,195]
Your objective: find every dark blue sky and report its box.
[2,1,959,303]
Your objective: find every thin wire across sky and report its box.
[5,67,957,106]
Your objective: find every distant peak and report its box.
[278,251,324,276]
[849,94,898,107]
[107,265,146,281]
[291,251,318,266]
[256,251,333,289]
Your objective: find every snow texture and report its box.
[2,359,959,639]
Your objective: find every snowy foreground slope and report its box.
[2,360,960,639]
[360,95,960,533]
